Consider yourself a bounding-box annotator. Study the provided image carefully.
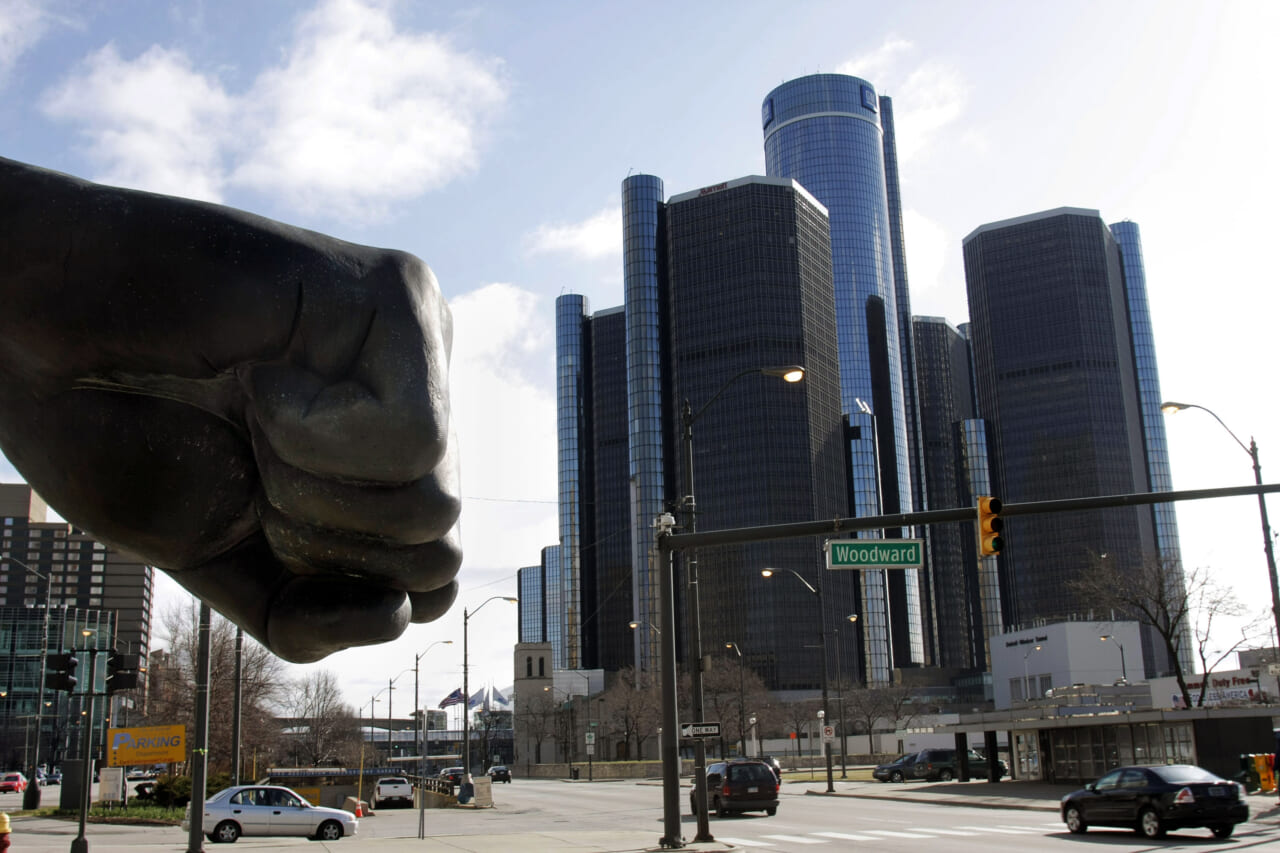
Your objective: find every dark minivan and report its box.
[912,747,1007,781]
[690,759,780,817]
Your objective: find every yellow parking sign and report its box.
[107,725,186,766]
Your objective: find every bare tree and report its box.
[843,685,918,754]
[145,600,287,775]
[1070,557,1229,709]
[701,659,775,758]
[280,670,359,766]
[1189,570,1269,706]
[515,690,558,768]
[598,666,661,760]
[781,698,823,763]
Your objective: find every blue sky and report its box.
[2,0,1277,711]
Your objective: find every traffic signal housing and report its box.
[977,496,1003,556]
[106,652,141,692]
[44,652,79,692]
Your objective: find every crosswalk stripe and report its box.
[813,831,879,841]
[956,824,1039,834]
[714,838,774,848]
[761,834,829,844]
[863,829,938,839]
[924,828,980,835]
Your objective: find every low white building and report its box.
[990,620,1144,709]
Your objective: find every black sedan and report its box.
[1061,764,1248,839]
[873,752,920,783]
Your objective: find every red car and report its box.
[0,772,27,793]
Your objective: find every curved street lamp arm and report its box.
[1161,401,1253,458]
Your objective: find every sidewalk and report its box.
[799,776,1280,824]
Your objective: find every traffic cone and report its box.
[0,810,11,851]
[354,801,363,818]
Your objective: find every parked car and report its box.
[182,784,358,843]
[912,747,1006,781]
[760,755,783,784]
[873,752,921,783]
[373,776,413,808]
[689,759,780,818]
[1061,764,1248,839]
[440,766,466,785]
[0,772,27,793]
[45,769,61,786]
[488,765,511,783]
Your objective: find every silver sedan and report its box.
[182,784,358,843]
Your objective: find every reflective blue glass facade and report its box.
[543,544,563,669]
[956,418,1004,671]
[517,564,545,644]
[763,74,923,681]
[622,175,667,674]
[963,208,1175,676]
[1110,221,1192,672]
[556,294,589,669]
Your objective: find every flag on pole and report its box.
[438,687,465,708]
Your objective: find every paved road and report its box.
[5,777,1279,852]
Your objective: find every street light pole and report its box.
[1100,635,1128,683]
[680,364,804,843]
[762,567,834,793]
[726,643,746,757]
[12,558,53,811]
[412,640,451,840]
[1162,401,1280,652]
[463,596,517,779]
[1022,644,1041,702]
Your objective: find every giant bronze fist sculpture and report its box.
[0,157,461,662]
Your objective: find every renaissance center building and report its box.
[763,74,925,682]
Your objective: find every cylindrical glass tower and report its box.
[763,74,923,680]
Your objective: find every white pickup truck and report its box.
[373,776,414,808]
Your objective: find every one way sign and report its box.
[680,722,721,738]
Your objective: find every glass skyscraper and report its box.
[763,74,924,681]
[963,207,1182,677]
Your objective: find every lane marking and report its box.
[863,829,938,839]
[956,824,1040,834]
[813,831,879,841]
[714,838,774,848]
[924,828,981,835]
[761,834,829,844]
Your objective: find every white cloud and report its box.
[902,207,968,322]
[231,0,507,220]
[38,0,507,222]
[42,44,234,202]
[837,37,970,163]
[525,205,622,260]
[0,0,50,86]
[447,282,556,570]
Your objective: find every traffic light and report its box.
[44,652,78,692]
[106,652,141,692]
[977,496,1004,556]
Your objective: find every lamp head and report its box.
[761,569,775,578]
[1161,401,1190,413]
[846,613,859,623]
[502,597,518,603]
[762,365,805,383]
[629,621,640,630]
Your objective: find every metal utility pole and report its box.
[185,603,212,853]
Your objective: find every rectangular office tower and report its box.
[763,75,925,682]
[962,208,1186,677]
[548,175,857,691]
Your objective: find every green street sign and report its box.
[826,539,924,570]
